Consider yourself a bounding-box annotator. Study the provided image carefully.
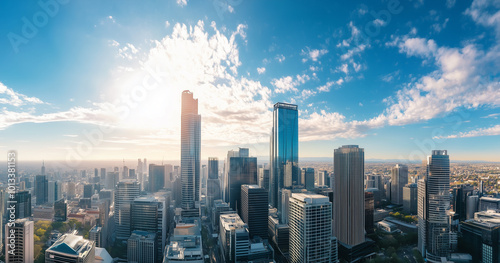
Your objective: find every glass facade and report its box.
[228,156,258,214]
[180,90,201,217]
[270,102,298,210]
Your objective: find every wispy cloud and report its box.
[434,125,500,139]
[0,82,45,107]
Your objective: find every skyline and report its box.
[1,0,500,162]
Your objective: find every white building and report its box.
[5,218,34,263]
[289,193,334,263]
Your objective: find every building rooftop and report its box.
[291,193,330,204]
[47,234,94,257]
[220,213,247,231]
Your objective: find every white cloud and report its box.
[165,21,170,28]
[257,67,266,74]
[176,0,188,7]
[301,48,328,62]
[118,43,139,59]
[317,78,344,92]
[338,64,349,74]
[398,37,437,57]
[275,54,286,63]
[271,74,310,93]
[435,125,500,139]
[373,19,387,27]
[107,16,116,23]
[0,82,44,107]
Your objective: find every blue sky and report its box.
[0,0,499,163]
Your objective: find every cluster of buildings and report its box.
[1,90,498,263]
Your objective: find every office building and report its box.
[289,193,333,263]
[460,210,500,263]
[226,148,258,214]
[13,190,32,219]
[48,181,62,204]
[131,196,167,262]
[45,233,95,263]
[105,172,119,190]
[452,184,474,221]
[333,145,365,246]
[212,200,232,232]
[54,198,67,222]
[303,168,315,190]
[149,164,166,193]
[5,219,34,263]
[479,197,500,212]
[127,231,157,263]
[181,90,201,217]
[220,213,250,263]
[365,191,375,234]
[114,180,140,240]
[89,226,102,248]
[270,102,299,210]
[418,150,451,262]
[35,175,48,205]
[100,168,106,185]
[402,183,418,215]
[207,157,220,208]
[241,185,268,239]
[83,183,94,199]
[466,195,479,220]
[391,164,408,205]
[164,221,203,263]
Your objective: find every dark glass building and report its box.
[180,90,201,217]
[241,185,268,239]
[83,184,94,198]
[54,198,67,222]
[270,102,298,211]
[35,175,48,205]
[303,168,315,190]
[228,154,257,214]
[149,164,166,193]
[14,190,31,219]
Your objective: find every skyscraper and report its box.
[180,90,201,217]
[131,196,166,262]
[226,148,257,214]
[241,185,268,239]
[289,193,333,263]
[35,175,48,205]
[391,164,408,205]
[303,168,315,190]
[207,157,220,208]
[13,190,32,219]
[270,102,298,211]
[41,161,45,175]
[149,164,166,193]
[333,145,365,247]
[5,218,34,263]
[127,231,157,263]
[54,198,67,222]
[403,183,418,215]
[418,150,451,262]
[114,180,140,240]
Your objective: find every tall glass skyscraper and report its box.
[180,90,201,217]
[419,150,451,262]
[270,102,298,211]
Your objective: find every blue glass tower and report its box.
[270,102,298,211]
